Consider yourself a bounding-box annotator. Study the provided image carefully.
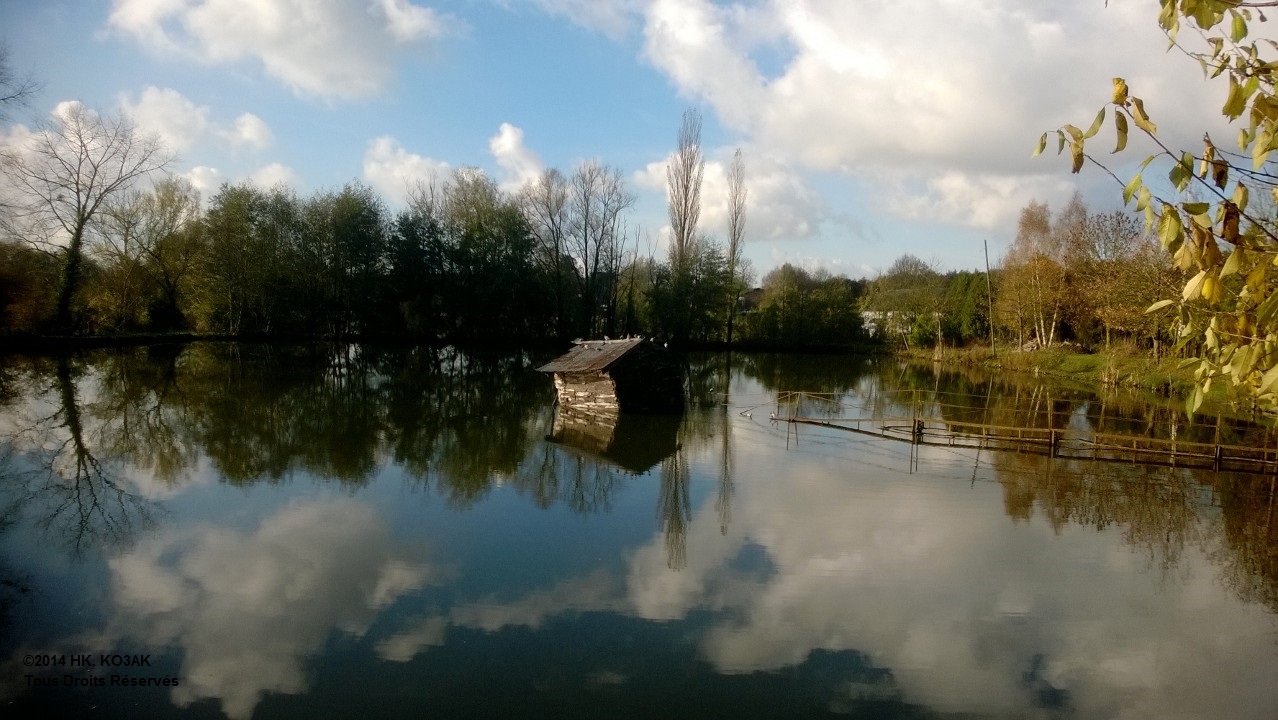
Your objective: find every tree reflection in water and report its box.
[0,345,1274,611]
[0,357,157,558]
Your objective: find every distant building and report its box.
[537,337,684,418]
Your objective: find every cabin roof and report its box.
[537,337,648,374]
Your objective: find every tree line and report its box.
[863,193,1187,355]
[0,99,878,347]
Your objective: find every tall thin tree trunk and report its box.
[55,224,87,331]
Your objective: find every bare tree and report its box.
[0,43,39,122]
[519,168,571,336]
[666,108,704,273]
[725,147,747,343]
[0,103,172,330]
[567,160,632,336]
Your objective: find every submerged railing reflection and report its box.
[760,360,1278,614]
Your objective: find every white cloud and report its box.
[117,86,274,158]
[184,165,222,197]
[223,112,273,151]
[375,0,446,42]
[246,162,299,189]
[93,499,434,720]
[534,0,640,40]
[880,170,1076,231]
[488,123,543,192]
[362,135,451,207]
[637,0,1231,246]
[634,148,824,243]
[108,0,455,100]
[118,86,209,153]
[50,100,93,126]
[641,0,766,125]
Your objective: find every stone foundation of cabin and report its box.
[553,371,620,417]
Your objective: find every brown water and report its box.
[0,344,1274,719]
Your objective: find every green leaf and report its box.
[1084,107,1105,139]
[1122,173,1142,206]
[1186,383,1204,417]
[1224,77,1248,118]
[1146,299,1175,313]
[1169,165,1189,192]
[1181,202,1210,215]
[1114,111,1128,153]
[1033,132,1047,157]
[1160,206,1185,250]
[1231,12,1247,43]
[1237,343,1259,378]
[1255,287,1278,327]
[1168,151,1195,192]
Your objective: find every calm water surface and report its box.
[0,344,1276,719]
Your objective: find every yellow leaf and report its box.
[1222,248,1247,278]
[1112,77,1129,105]
[1131,98,1158,134]
[1200,135,1215,177]
[1232,182,1249,211]
[1183,269,1208,301]
[1113,112,1128,153]
[1033,132,1047,157]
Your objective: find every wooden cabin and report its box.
[537,338,684,417]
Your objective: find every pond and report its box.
[0,344,1275,719]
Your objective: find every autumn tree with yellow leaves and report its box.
[1039,0,1278,414]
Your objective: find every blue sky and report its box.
[0,0,1240,279]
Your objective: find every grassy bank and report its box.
[901,343,1234,407]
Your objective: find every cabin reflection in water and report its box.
[547,407,682,475]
